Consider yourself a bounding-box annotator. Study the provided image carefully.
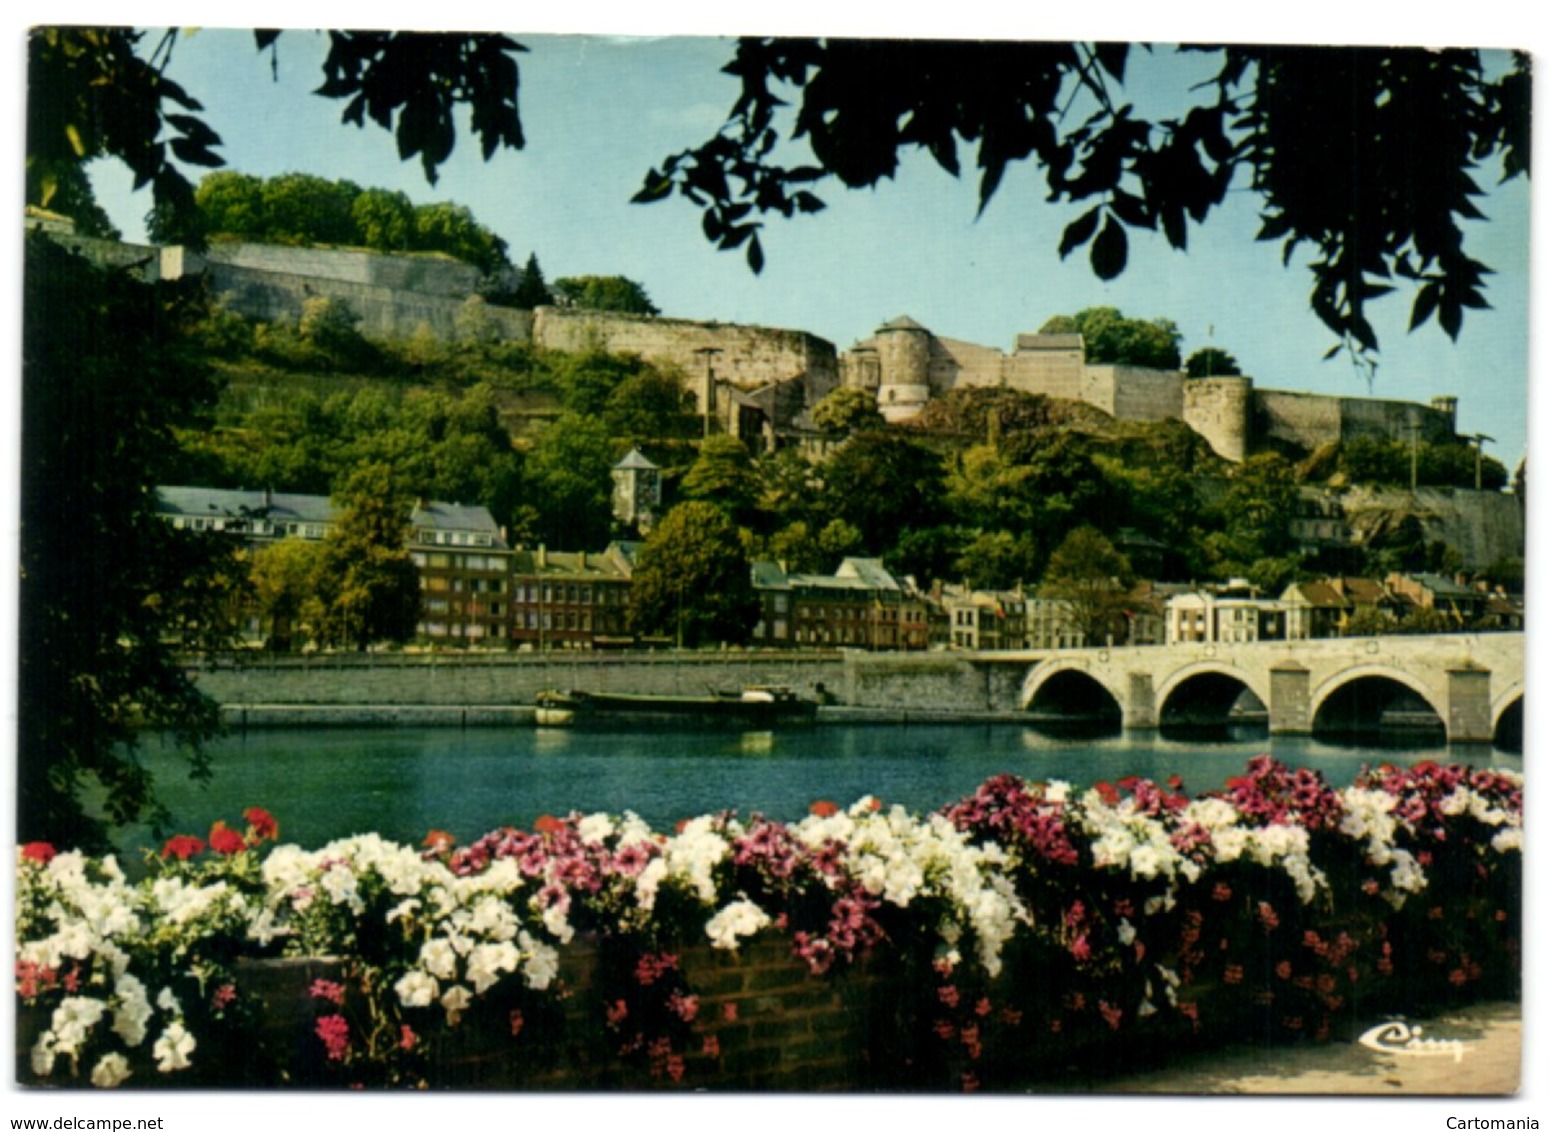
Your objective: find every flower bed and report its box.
[16,757,1521,1091]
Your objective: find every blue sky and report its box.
[76,23,1533,472]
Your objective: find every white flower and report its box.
[440,984,472,1025]
[419,937,458,980]
[706,898,772,950]
[112,973,152,1047]
[156,986,182,1016]
[577,813,615,843]
[1492,827,1524,853]
[153,1021,196,1072]
[521,934,559,991]
[50,996,107,1054]
[465,941,520,994]
[90,1052,132,1088]
[394,969,439,1009]
[30,1032,58,1077]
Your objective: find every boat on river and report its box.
[533,686,818,729]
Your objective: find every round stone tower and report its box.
[1182,375,1254,463]
[874,315,933,422]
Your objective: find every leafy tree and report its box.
[249,538,326,650]
[955,529,1042,591]
[26,161,120,238]
[1038,307,1181,369]
[1186,347,1242,377]
[638,40,1527,360]
[603,366,699,442]
[628,502,758,647]
[811,385,885,435]
[681,435,761,525]
[886,525,974,590]
[552,275,660,315]
[19,235,235,846]
[1215,452,1301,564]
[263,172,360,245]
[525,412,616,549]
[352,186,416,252]
[1040,526,1136,646]
[411,200,512,274]
[821,432,948,551]
[511,252,552,309]
[315,464,422,650]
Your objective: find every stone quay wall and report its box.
[188,651,1029,724]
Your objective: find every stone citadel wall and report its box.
[47,230,1468,462]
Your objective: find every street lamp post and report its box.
[1468,433,1496,490]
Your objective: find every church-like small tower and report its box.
[611,448,662,534]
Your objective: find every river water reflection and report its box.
[124,723,1521,857]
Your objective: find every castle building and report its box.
[839,316,1461,462]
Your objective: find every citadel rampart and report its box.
[45,228,1470,463]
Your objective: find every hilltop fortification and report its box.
[42,225,1463,461]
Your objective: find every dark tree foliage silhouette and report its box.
[28,31,1528,362]
[19,236,237,847]
[636,40,1529,361]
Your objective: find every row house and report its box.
[750,558,929,650]
[1165,581,1289,645]
[939,585,1028,651]
[508,545,635,650]
[157,486,514,646]
[1280,577,1401,639]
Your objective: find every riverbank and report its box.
[213,703,1039,727]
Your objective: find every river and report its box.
[115,722,1522,858]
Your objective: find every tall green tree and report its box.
[821,432,948,551]
[249,538,326,651]
[315,464,422,650]
[628,502,758,647]
[1040,526,1136,646]
[1186,346,1242,377]
[681,435,761,526]
[525,412,616,549]
[512,252,551,309]
[19,235,236,846]
[811,385,885,436]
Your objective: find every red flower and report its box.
[510,1009,525,1037]
[1094,782,1121,806]
[534,814,565,836]
[809,800,839,818]
[209,820,245,856]
[315,1014,350,1061]
[399,1025,417,1051]
[161,834,206,861]
[422,829,456,853]
[20,842,56,865]
[243,807,278,841]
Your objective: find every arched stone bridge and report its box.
[1014,632,1524,744]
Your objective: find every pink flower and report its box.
[510,1009,524,1037]
[399,1025,417,1051]
[211,983,237,1010]
[1070,935,1092,962]
[702,1035,720,1059]
[721,1002,738,1023]
[308,979,346,1005]
[315,1014,350,1061]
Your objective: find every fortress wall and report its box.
[1002,348,1085,400]
[1253,390,1346,451]
[1100,364,1186,422]
[926,336,1007,393]
[533,307,839,402]
[199,261,524,342]
[39,231,163,275]
[202,242,481,297]
[1338,396,1456,445]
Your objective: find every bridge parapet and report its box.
[1015,633,1523,743]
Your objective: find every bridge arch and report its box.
[1309,664,1446,742]
[1020,660,1124,728]
[1492,682,1524,753]
[1154,663,1271,736]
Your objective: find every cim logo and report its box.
[1358,1020,1468,1063]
